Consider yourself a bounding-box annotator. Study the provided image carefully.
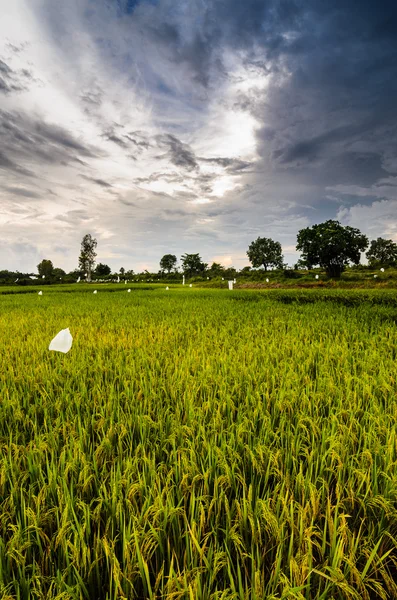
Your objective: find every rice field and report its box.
[1,287,397,599]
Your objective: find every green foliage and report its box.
[78,233,97,282]
[37,259,54,279]
[366,237,397,266]
[180,253,207,276]
[283,268,302,279]
[0,288,397,598]
[296,220,368,277]
[208,262,225,276]
[160,254,177,273]
[95,262,111,276]
[52,267,66,281]
[247,237,284,271]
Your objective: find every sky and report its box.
[0,0,397,273]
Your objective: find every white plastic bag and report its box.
[49,328,73,353]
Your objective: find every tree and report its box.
[37,259,54,279]
[247,237,284,271]
[160,254,177,273]
[119,267,125,276]
[53,268,66,279]
[95,263,111,276]
[296,220,368,278]
[366,237,397,267]
[78,234,97,282]
[208,262,225,276]
[294,258,311,270]
[180,253,207,276]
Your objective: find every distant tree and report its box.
[247,237,284,271]
[95,263,111,276]
[294,258,311,270]
[37,259,54,279]
[119,267,125,276]
[160,254,177,273]
[79,234,97,282]
[366,237,397,266]
[296,220,368,278]
[53,267,66,281]
[181,253,207,276]
[208,262,225,276]
[240,266,251,273]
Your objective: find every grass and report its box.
[1,286,397,599]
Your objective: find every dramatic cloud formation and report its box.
[0,0,396,272]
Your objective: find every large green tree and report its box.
[160,254,177,273]
[296,220,368,278]
[37,259,54,279]
[246,237,284,271]
[180,253,207,276]
[78,234,97,282]
[366,237,397,267]
[208,262,225,277]
[95,263,111,276]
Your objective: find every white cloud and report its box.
[337,200,397,241]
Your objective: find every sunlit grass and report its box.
[1,288,397,599]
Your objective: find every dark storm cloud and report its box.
[155,133,198,171]
[132,0,397,198]
[3,0,397,273]
[0,109,103,176]
[245,0,397,193]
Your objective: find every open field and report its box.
[1,287,397,599]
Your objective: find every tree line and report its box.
[2,220,397,285]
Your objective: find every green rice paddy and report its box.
[1,286,397,599]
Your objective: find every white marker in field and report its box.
[233,278,236,284]
[127,289,131,292]
[381,268,385,272]
[189,284,192,288]
[374,275,377,278]
[166,286,169,290]
[222,277,224,281]
[93,290,97,294]
[15,278,18,282]
[49,328,73,354]
[183,275,185,285]
[38,290,43,295]
[125,280,127,284]
[315,275,319,279]
[77,276,80,283]
[228,281,233,290]
[42,275,45,279]
[266,278,269,283]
